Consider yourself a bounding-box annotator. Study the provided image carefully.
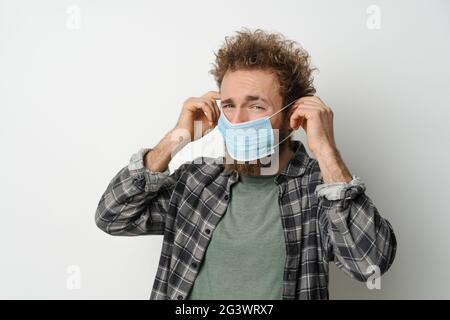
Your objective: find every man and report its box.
[95,28,397,300]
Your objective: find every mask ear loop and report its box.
[268,99,297,119]
[268,99,299,149]
[272,129,296,149]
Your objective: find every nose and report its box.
[228,108,249,124]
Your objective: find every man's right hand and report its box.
[144,91,221,173]
[174,91,221,142]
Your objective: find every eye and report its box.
[222,104,233,109]
[249,105,264,110]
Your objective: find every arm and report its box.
[94,129,190,236]
[95,90,221,236]
[289,95,397,281]
[314,152,397,281]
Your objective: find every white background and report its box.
[1,0,449,299]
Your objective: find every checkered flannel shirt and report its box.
[95,140,397,300]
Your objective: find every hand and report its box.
[175,91,221,141]
[289,95,337,155]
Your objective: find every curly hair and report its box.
[209,28,317,114]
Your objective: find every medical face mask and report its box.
[217,100,297,161]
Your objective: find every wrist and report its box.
[144,148,165,172]
[144,129,187,173]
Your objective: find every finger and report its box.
[290,107,310,130]
[205,100,218,127]
[298,103,333,116]
[297,96,329,109]
[295,98,322,108]
[290,103,331,130]
[207,103,218,128]
[210,99,220,124]
[291,98,320,106]
[292,102,327,115]
[206,99,218,122]
[201,103,215,128]
[308,95,325,105]
[289,102,311,116]
[191,100,213,123]
[297,94,318,101]
[202,90,221,100]
[185,97,205,112]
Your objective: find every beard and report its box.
[223,125,293,176]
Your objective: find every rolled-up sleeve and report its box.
[95,148,189,236]
[316,176,397,282]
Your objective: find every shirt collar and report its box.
[278,140,311,177]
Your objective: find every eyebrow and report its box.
[220,95,270,106]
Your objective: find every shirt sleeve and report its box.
[316,175,397,282]
[314,175,365,201]
[94,148,190,236]
[128,148,178,192]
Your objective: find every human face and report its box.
[219,69,292,175]
[219,68,284,130]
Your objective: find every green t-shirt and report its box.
[187,173,286,300]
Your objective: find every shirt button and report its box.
[191,262,198,269]
[224,194,229,200]
[177,295,183,300]
[205,228,211,235]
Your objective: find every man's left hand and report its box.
[289,95,336,156]
[289,95,352,183]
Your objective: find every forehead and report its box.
[220,69,280,102]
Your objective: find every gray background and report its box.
[1,0,449,299]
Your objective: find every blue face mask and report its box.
[217,99,297,161]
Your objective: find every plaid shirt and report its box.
[95,140,397,300]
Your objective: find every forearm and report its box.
[313,158,397,282]
[314,146,352,183]
[95,165,155,236]
[320,191,397,281]
[144,127,190,172]
[96,145,191,236]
